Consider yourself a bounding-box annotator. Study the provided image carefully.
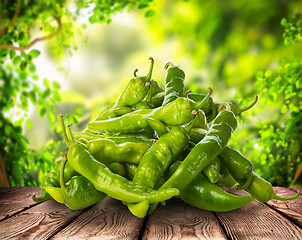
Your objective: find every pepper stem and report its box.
[58,114,71,147]
[183,110,200,133]
[272,190,300,201]
[67,122,77,143]
[234,95,258,115]
[144,57,154,81]
[164,61,175,70]
[194,87,213,110]
[60,155,67,193]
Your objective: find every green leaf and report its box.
[281,105,288,114]
[13,56,21,65]
[29,49,40,58]
[53,81,60,89]
[43,78,50,88]
[26,119,33,129]
[20,60,27,70]
[296,80,302,89]
[145,9,155,18]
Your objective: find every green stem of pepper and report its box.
[59,114,71,147]
[233,95,258,115]
[193,87,213,110]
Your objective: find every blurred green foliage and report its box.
[0,0,301,187]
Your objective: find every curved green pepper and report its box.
[95,57,154,121]
[149,109,237,214]
[247,172,299,202]
[164,161,254,212]
[59,114,179,205]
[162,62,185,106]
[87,88,212,133]
[219,147,253,189]
[203,157,221,184]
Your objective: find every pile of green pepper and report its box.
[34,57,299,218]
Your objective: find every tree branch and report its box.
[0,154,10,187]
[0,0,21,35]
[0,16,62,51]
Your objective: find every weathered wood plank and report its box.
[266,187,302,228]
[51,196,145,240]
[216,196,302,240]
[0,187,23,194]
[0,187,41,221]
[0,199,84,240]
[143,197,227,240]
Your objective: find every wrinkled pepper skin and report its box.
[85,139,150,164]
[88,89,212,134]
[94,58,154,121]
[133,126,190,189]
[67,142,179,204]
[33,160,78,203]
[63,175,107,210]
[148,110,237,214]
[203,157,221,184]
[162,62,185,106]
[219,147,253,189]
[159,110,237,191]
[164,161,254,212]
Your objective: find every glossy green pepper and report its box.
[219,147,253,189]
[247,172,299,202]
[132,114,198,190]
[87,88,212,133]
[203,157,221,184]
[149,109,237,214]
[33,157,78,203]
[165,161,254,212]
[95,57,154,121]
[59,114,179,206]
[217,163,238,188]
[162,62,185,106]
[59,157,107,210]
[83,138,150,164]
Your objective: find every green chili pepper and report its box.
[217,163,238,188]
[75,132,155,145]
[247,172,300,202]
[125,163,138,180]
[188,128,207,144]
[162,62,185,106]
[151,91,165,107]
[164,160,254,212]
[132,114,198,190]
[149,109,237,214]
[83,138,150,165]
[203,157,221,184]
[33,157,78,203]
[145,118,169,137]
[106,162,126,177]
[95,57,154,121]
[59,157,107,210]
[191,109,208,130]
[87,88,212,133]
[59,114,179,206]
[219,146,253,189]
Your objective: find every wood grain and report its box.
[143,197,227,240]
[51,196,145,240]
[0,199,84,240]
[266,187,302,227]
[0,187,41,221]
[216,197,302,240]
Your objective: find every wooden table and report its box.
[0,187,301,239]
